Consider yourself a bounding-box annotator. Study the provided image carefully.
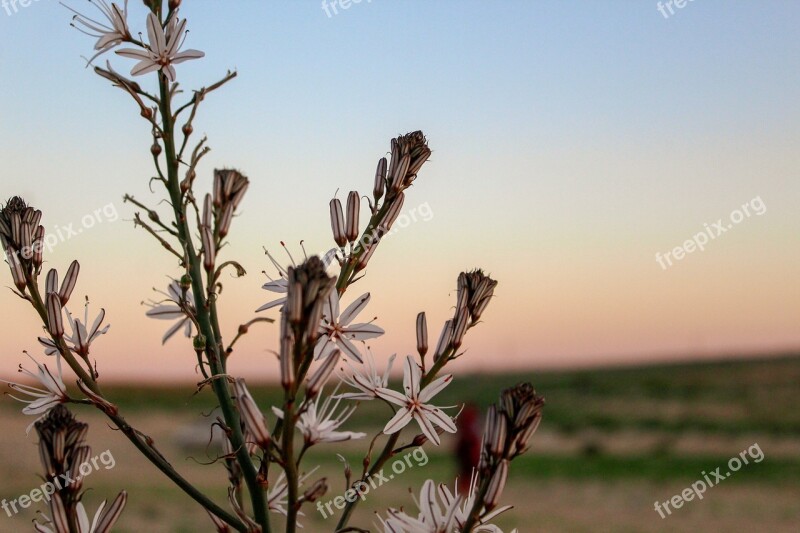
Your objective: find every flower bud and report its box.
[8,251,26,291]
[58,260,80,306]
[433,319,454,362]
[329,198,347,247]
[380,193,405,232]
[202,193,213,228]
[373,157,387,201]
[451,308,469,350]
[355,241,377,272]
[201,226,215,271]
[233,378,270,449]
[32,225,45,268]
[182,122,192,136]
[416,312,428,357]
[307,350,340,398]
[46,269,58,295]
[218,204,234,238]
[484,459,509,510]
[19,221,32,260]
[390,153,410,194]
[151,142,162,156]
[46,292,64,338]
[345,191,360,243]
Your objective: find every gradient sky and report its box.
[0,1,798,382]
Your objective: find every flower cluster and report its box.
[33,405,127,533]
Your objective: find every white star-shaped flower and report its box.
[378,477,515,533]
[39,298,110,357]
[314,291,384,363]
[116,11,204,82]
[273,387,366,445]
[144,281,194,344]
[66,0,131,64]
[375,355,456,446]
[1,353,69,432]
[379,479,460,533]
[336,349,396,401]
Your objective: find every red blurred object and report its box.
[454,403,482,493]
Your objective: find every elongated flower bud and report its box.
[373,157,387,201]
[201,226,215,271]
[390,153,411,194]
[46,269,58,295]
[345,191,360,243]
[280,315,295,390]
[416,312,428,357]
[484,459,509,510]
[202,193,213,228]
[233,379,270,448]
[8,251,25,291]
[32,225,44,268]
[433,319,454,362]
[218,204,234,238]
[488,405,507,457]
[380,193,405,232]
[355,242,377,272]
[19,221,32,260]
[47,293,64,338]
[329,198,347,247]
[68,445,91,492]
[59,260,80,306]
[307,350,340,398]
[94,491,128,533]
[451,308,469,350]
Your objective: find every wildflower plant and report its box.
[1,1,544,531]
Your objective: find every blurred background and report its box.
[0,1,798,531]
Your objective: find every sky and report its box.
[0,0,798,382]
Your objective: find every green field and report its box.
[1,354,798,532]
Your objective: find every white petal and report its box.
[418,374,453,403]
[374,387,408,407]
[339,293,370,326]
[382,407,412,434]
[343,323,384,340]
[402,355,421,398]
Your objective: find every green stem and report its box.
[157,72,270,533]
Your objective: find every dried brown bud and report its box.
[151,142,162,156]
[182,123,193,136]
